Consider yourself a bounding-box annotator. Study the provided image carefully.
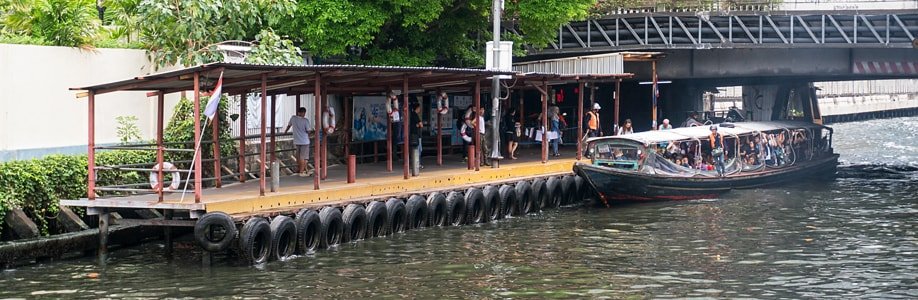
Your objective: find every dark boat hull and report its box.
[574,154,839,203]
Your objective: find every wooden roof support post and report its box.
[577,80,584,160]
[402,77,410,180]
[436,93,443,166]
[474,80,481,171]
[615,79,621,136]
[87,90,96,200]
[269,94,277,193]
[238,93,247,183]
[387,89,393,173]
[259,74,267,196]
[157,92,165,201]
[542,80,549,164]
[321,85,329,180]
[314,73,322,190]
[193,72,203,203]
[212,95,223,188]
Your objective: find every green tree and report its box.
[281,0,595,67]
[0,0,101,48]
[135,0,298,67]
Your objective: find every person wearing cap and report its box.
[659,118,673,130]
[709,125,726,177]
[584,103,602,138]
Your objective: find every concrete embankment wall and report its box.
[0,44,185,161]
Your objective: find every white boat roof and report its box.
[589,121,828,144]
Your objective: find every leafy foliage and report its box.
[245,28,302,65]
[0,0,101,48]
[163,96,237,179]
[134,0,297,67]
[0,159,58,237]
[115,115,142,144]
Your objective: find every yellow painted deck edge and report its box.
[206,160,575,215]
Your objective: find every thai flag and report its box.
[203,72,223,120]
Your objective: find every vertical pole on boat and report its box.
[314,73,322,190]
[239,93,247,183]
[542,80,548,163]
[614,79,621,136]
[577,80,584,160]
[259,75,267,196]
[157,92,165,201]
[193,72,203,202]
[87,90,96,200]
[212,96,222,188]
[402,77,410,179]
[269,94,277,192]
[474,80,481,171]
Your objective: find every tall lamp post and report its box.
[489,0,504,168]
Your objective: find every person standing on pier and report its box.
[584,103,602,138]
[285,107,314,177]
[409,103,423,176]
[617,119,634,135]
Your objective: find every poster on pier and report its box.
[352,96,388,142]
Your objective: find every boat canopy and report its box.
[587,121,829,145]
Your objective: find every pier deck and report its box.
[62,153,577,218]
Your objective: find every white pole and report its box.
[490,0,503,167]
[180,118,212,202]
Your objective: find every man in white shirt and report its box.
[284,107,314,176]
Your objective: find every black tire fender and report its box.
[341,204,368,243]
[365,201,388,238]
[560,175,576,205]
[269,215,297,261]
[406,195,428,229]
[194,211,236,253]
[445,191,466,226]
[530,178,548,211]
[514,181,533,216]
[238,217,271,265]
[294,209,321,254]
[573,175,586,204]
[318,207,343,249]
[386,198,408,234]
[426,192,448,227]
[545,176,562,208]
[482,185,500,222]
[464,188,485,224]
[498,184,517,218]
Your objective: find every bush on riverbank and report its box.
[0,150,158,239]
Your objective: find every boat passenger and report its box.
[682,112,703,127]
[617,119,634,135]
[659,119,673,130]
[709,126,726,176]
[680,157,691,168]
[741,138,759,165]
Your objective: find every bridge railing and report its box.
[591,0,780,17]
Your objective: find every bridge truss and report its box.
[526,11,918,55]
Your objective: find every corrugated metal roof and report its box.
[513,53,624,76]
[73,62,516,95]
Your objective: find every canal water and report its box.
[2,117,916,298]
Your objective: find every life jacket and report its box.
[586,111,599,130]
[709,133,724,148]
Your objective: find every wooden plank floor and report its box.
[63,149,581,217]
